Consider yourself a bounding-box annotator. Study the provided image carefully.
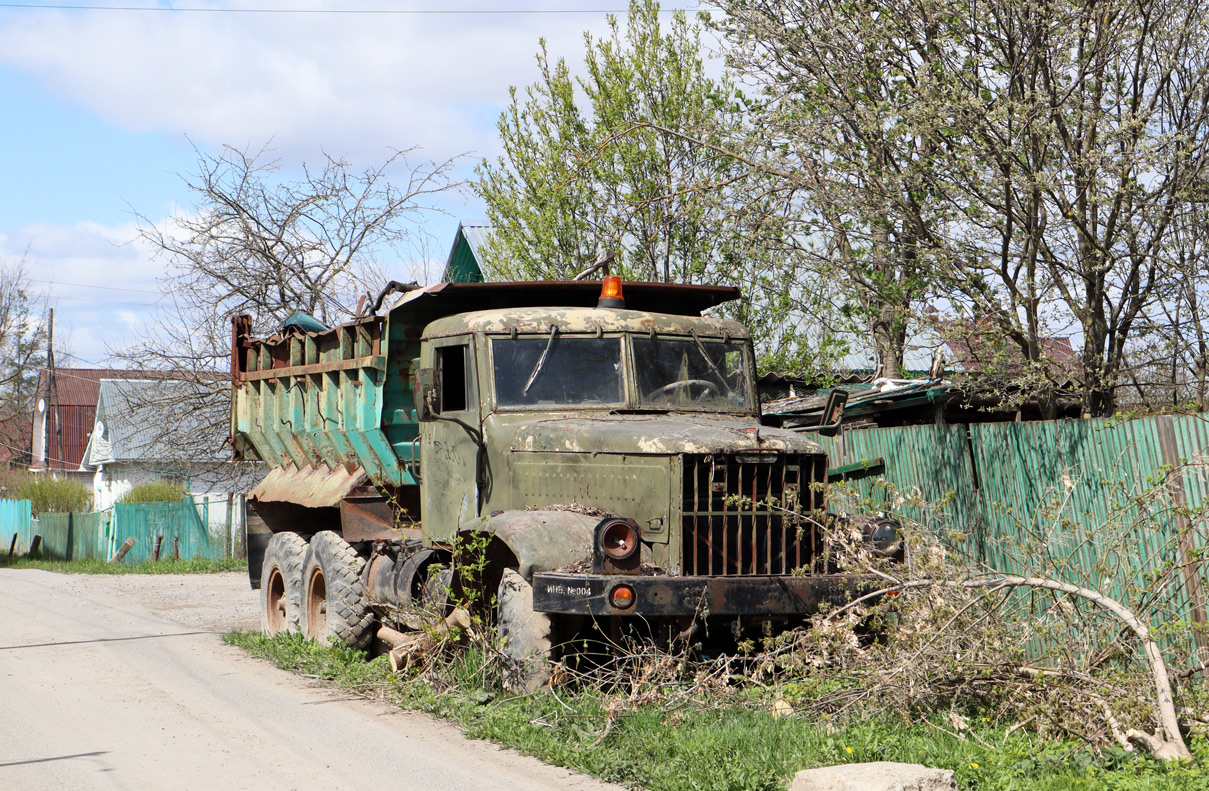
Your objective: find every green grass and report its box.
[222,632,1209,791]
[0,554,247,574]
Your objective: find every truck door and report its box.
[420,336,482,543]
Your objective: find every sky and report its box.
[0,1,708,366]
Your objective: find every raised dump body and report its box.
[232,279,899,692]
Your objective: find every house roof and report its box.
[33,368,169,469]
[442,222,490,283]
[83,379,228,466]
[36,368,160,408]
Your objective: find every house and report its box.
[79,378,259,510]
[29,368,160,477]
[442,222,490,283]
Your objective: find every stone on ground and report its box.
[789,762,956,791]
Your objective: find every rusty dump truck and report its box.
[231,278,898,690]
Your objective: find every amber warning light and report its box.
[598,276,625,308]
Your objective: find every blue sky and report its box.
[0,1,705,365]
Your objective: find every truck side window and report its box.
[437,345,468,412]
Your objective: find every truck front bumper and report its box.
[531,571,879,618]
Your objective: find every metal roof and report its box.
[442,222,490,283]
[85,379,228,465]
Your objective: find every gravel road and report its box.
[0,569,624,791]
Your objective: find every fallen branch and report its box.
[825,575,1192,760]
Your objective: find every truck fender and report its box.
[458,510,598,582]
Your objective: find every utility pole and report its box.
[48,308,64,472]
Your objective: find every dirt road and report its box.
[0,569,624,791]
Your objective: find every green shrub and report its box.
[117,480,188,504]
[15,475,92,515]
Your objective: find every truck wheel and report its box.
[496,568,553,693]
[300,531,374,650]
[261,531,307,636]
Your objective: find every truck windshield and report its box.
[633,337,751,410]
[493,336,624,407]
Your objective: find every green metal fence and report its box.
[818,412,1209,657]
[0,499,34,554]
[0,495,234,562]
[110,496,225,563]
[38,511,110,560]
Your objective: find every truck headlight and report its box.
[592,517,641,574]
[866,516,903,558]
[600,519,638,561]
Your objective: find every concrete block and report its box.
[789,762,956,791]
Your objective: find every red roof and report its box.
[34,368,171,469]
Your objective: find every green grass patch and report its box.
[222,631,1208,791]
[0,554,247,574]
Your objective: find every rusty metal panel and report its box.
[249,464,368,508]
[679,453,819,576]
[231,314,421,490]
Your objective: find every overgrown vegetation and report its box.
[117,480,188,504]
[224,630,1205,791]
[0,471,91,515]
[223,454,1209,789]
[0,554,245,574]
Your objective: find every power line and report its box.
[29,277,161,295]
[0,3,704,14]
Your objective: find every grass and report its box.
[222,631,1209,791]
[0,554,247,574]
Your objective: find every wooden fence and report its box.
[1,496,242,562]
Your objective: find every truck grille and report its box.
[681,453,825,576]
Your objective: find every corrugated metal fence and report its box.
[818,412,1209,656]
[0,495,244,562]
[0,499,34,554]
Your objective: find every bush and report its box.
[117,480,188,504]
[14,475,92,515]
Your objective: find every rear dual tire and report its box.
[300,531,375,650]
[260,531,307,636]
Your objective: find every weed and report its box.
[117,480,188,504]
[226,631,1208,791]
[4,475,92,515]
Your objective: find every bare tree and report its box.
[116,141,463,477]
[718,0,1209,411]
[0,255,50,467]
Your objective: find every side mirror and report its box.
[413,367,438,422]
[817,389,848,437]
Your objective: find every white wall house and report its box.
[80,379,262,510]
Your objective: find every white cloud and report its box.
[0,2,600,163]
[1,220,162,365]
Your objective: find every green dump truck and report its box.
[232,279,897,690]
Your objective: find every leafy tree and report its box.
[474,0,851,375]
[720,0,1209,413]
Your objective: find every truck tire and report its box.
[261,531,307,636]
[496,568,553,693]
[300,531,374,650]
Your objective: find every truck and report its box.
[231,277,899,691]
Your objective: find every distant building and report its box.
[442,222,490,283]
[79,378,259,510]
[29,368,159,474]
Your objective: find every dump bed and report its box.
[229,280,742,495]
[230,312,420,489]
